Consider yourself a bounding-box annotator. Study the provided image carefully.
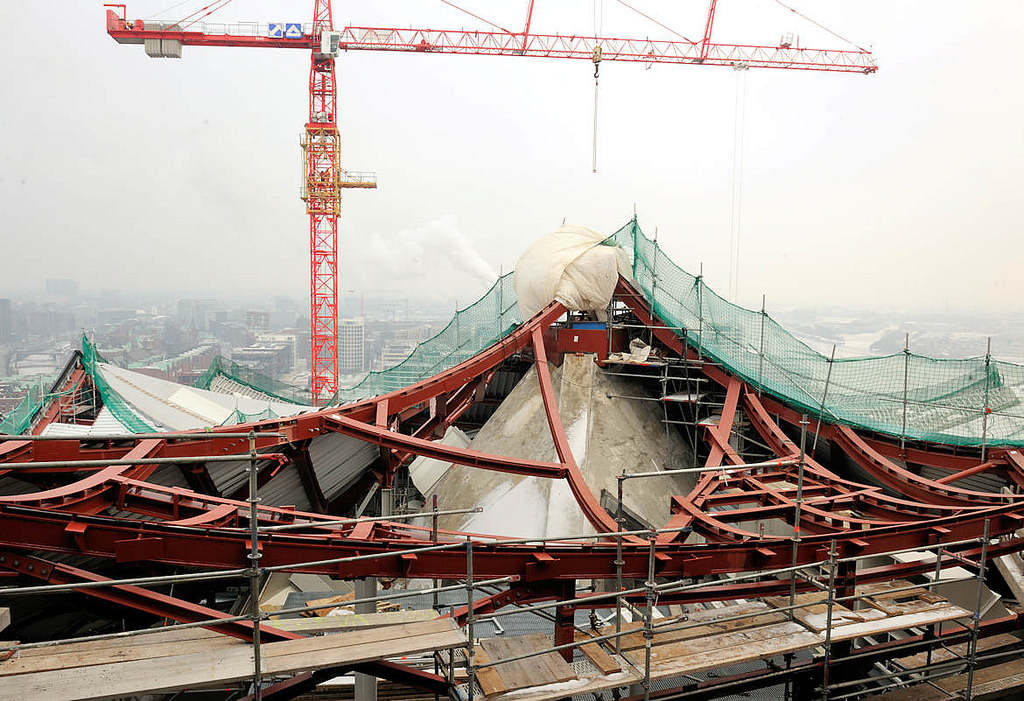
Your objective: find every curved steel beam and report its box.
[530,326,620,534]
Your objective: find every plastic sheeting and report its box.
[514,225,630,320]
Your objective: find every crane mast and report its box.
[305,0,341,403]
[103,2,876,404]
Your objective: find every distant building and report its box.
[177,299,217,331]
[0,299,11,340]
[246,310,270,331]
[339,318,365,374]
[380,341,416,370]
[232,343,293,378]
[255,332,298,370]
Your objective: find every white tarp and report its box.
[514,225,631,320]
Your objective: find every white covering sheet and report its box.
[514,225,630,320]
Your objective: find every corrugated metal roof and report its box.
[209,374,288,403]
[207,458,250,496]
[308,432,377,501]
[0,476,38,496]
[97,362,312,431]
[144,463,191,489]
[920,465,1007,495]
[39,407,131,437]
[259,465,312,511]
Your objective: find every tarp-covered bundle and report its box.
[514,225,631,320]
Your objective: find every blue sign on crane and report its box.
[268,23,303,39]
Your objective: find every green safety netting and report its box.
[0,380,50,435]
[331,272,521,403]
[189,218,1024,447]
[195,355,310,406]
[615,218,1024,448]
[82,335,155,433]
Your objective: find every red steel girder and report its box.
[531,326,619,534]
[3,496,1023,581]
[327,413,566,479]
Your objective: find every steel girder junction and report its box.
[2,277,1024,700]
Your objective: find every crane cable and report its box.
[439,0,513,34]
[591,0,604,173]
[770,0,869,52]
[612,0,694,44]
[728,70,747,302]
[176,0,235,30]
[592,46,602,173]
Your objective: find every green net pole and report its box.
[626,212,634,278]
[982,337,992,462]
[811,345,837,455]
[650,228,658,347]
[901,333,910,456]
[757,294,766,396]
[694,270,705,445]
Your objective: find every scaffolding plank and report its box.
[479,634,576,693]
[0,619,463,701]
[472,645,508,696]
[573,632,621,675]
[0,633,243,676]
[269,609,437,633]
[764,592,864,632]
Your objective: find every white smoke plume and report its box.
[356,215,498,301]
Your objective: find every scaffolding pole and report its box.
[246,430,263,701]
[789,415,809,619]
[964,518,991,701]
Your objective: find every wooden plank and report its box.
[0,608,9,633]
[485,600,972,701]
[268,609,436,633]
[896,633,1018,669]
[862,658,1024,700]
[479,634,575,693]
[472,645,508,696]
[0,633,243,676]
[624,621,808,667]
[573,632,621,675]
[826,604,969,643]
[764,592,864,632]
[617,603,785,651]
[489,625,818,701]
[860,580,928,601]
[3,627,228,659]
[302,591,355,616]
[1,618,465,701]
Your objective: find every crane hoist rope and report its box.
[592,45,602,173]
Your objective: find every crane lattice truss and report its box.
[4,276,1024,694]
[103,1,876,404]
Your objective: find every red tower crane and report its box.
[104,1,875,404]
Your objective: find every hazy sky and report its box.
[1,1,1021,313]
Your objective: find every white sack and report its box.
[514,225,631,320]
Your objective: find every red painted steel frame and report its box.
[4,278,1024,644]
